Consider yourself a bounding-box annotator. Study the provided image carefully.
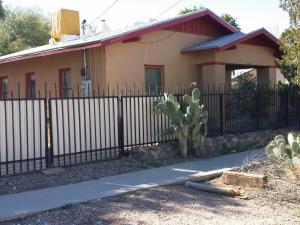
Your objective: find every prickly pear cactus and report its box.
[154,85,208,158]
[265,133,300,169]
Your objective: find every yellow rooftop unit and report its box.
[51,9,80,40]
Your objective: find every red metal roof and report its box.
[0,9,238,64]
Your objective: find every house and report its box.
[0,9,281,98]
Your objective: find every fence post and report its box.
[45,99,54,168]
[219,93,224,136]
[118,96,125,157]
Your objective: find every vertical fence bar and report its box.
[18,84,23,173]
[77,86,83,163]
[219,93,224,136]
[47,99,54,168]
[112,94,117,158]
[4,97,8,174]
[97,91,102,160]
[285,90,289,127]
[83,96,87,162]
[66,98,72,165]
[11,94,16,174]
[38,93,42,170]
[118,96,124,156]
[103,91,107,159]
[255,91,260,130]
[93,92,97,159]
[72,91,77,163]
[88,95,92,161]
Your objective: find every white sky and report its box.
[4,0,290,37]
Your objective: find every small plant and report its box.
[293,211,300,218]
[265,133,300,171]
[154,85,208,158]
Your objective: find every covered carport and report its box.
[181,28,281,90]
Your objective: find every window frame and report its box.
[0,76,8,99]
[25,72,36,98]
[144,64,165,94]
[59,68,72,98]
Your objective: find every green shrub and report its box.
[265,133,300,169]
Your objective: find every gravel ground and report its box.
[237,161,300,204]
[0,158,146,196]
[3,184,300,225]
[0,156,191,196]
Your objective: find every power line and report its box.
[88,0,121,26]
[155,0,183,19]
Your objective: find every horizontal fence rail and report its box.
[0,84,299,176]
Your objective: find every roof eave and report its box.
[0,9,239,64]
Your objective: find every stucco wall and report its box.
[0,31,278,97]
[0,51,85,97]
[216,44,276,66]
[86,47,106,91]
[105,30,211,90]
[200,64,226,88]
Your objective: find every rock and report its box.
[130,144,178,162]
[42,167,65,175]
[222,171,268,189]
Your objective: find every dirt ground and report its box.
[2,160,300,225]
[3,183,300,225]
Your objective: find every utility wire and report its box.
[155,0,183,19]
[88,0,121,26]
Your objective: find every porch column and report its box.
[200,63,226,135]
[257,67,277,87]
[225,69,232,89]
[200,63,226,89]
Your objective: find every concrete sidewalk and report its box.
[0,149,265,221]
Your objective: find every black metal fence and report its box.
[0,85,299,176]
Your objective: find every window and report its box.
[59,68,72,98]
[26,73,36,98]
[145,65,164,95]
[0,76,8,99]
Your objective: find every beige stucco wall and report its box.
[216,44,276,67]
[86,47,106,91]
[105,30,212,91]
[191,44,276,67]
[0,51,85,97]
[0,30,279,97]
[194,50,216,65]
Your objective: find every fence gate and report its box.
[48,96,121,167]
[0,99,47,176]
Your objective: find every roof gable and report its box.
[219,28,279,50]
[165,15,234,37]
[182,28,279,53]
[105,9,238,45]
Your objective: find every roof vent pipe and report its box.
[99,20,111,34]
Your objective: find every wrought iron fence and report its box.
[0,84,299,176]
